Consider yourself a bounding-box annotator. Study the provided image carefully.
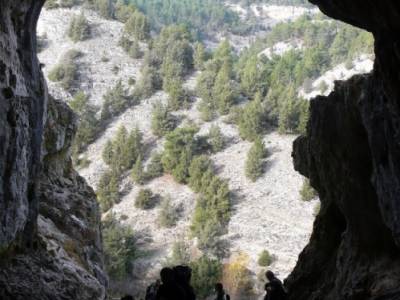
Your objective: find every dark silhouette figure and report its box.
[145,279,161,300]
[155,267,186,300]
[121,295,134,300]
[214,283,230,300]
[173,265,196,300]
[264,271,287,300]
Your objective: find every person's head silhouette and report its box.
[160,267,175,284]
[266,270,276,282]
[215,282,224,293]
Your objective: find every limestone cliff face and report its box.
[287,1,400,299]
[0,1,106,299]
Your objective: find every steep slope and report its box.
[0,1,106,299]
[286,1,400,299]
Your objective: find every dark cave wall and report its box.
[0,0,45,252]
[287,1,400,299]
[0,1,106,299]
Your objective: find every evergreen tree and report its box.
[158,196,179,228]
[213,60,237,115]
[146,152,164,179]
[188,155,213,192]
[190,256,222,300]
[240,55,260,97]
[151,102,177,137]
[124,11,150,41]
[135,188,154,209]
[193,42,207,70]
[67,13,91,43]
[238,93,266,141]
[97,170,119,212]
[208,125,225,153]
[115,1,136,23]
[131,154,145,184]
[245,138,266,182]
[101,80,129,121]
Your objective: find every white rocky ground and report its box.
[38,4,318,298]
[258,40,303,59]
[299,54,374,99]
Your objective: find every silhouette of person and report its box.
[214,283,230,300]
[156,267,186,300]
[145,279,161,300]
[173,265,196,300]
[121,295,134,300]
[264,271,287,300]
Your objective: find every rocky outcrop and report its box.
[287,1,400,299]
[0,1,106,299]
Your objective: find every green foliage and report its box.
[88,0,114,19]
[44,0,59,9]
[69,92,99,157]
[238,93,267,141]
[119,35,143,59]
[127,0,240,38]
[48,50,81,90]
[188,155,213,193]
[135,188,155,209]
[208,125,225,153]
[135,64,162,98]
[258,250,273,267]
[165,80,190,111]
[101,80,132,121]
[162,126,198,183]
[102,213,137,281]
[190,256,222,299]
[193,42,208,70]
[131,154,145,184]
[68,13,91,43]
[245,138,266,182]
[146,152,164,180]
[102,126,143,174]
[158,196,179,228]
[166,240,191,266]
[300,178,318,202]
[115,1,137,22]
[124,10,150,41]
[151,102,177,137]
[96,170,120,212]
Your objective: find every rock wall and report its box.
[0,1,106,299]
[286,1,400,299]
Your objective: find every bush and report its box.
[165,240,191,266]
[100,80,131,121]
[208,125,225,153]
[151,102,177,137]
[131,154,145,184]
[300,178,318,201]
[188,155,213,193]
[245,138,266,182]
[68,13,91,43]
[238,93,267,141]
[258,250,273,267]
[48,50,81,90]
[96,170,120,212]
[190,256,222,299]
[102,213,137,281]
[223,253,254,298]
[135,188,154,209]
[146,152,164,179]
[158,196,179,228]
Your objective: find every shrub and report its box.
[146,152,164,180]
[188,155,213,193]
[102,213,137,281]
[165,240,191,266]
[258,250,273,267]
[100,80,131,121]
[238,93,267,141]
[151,102,177,137]
[135,188,154,209]
[131,154,145,184]
[68,13,91,43]
[300,178,318,201]
[245,138,266,182]
[208,125,225,153]
[96,170,119,212]
[223,253,254,298]
[158,196,179,228]
[48,50,81,90]
[190,256,222,299]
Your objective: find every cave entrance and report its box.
[36,1,374,298]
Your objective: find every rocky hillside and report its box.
[37,3,318,297]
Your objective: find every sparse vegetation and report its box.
[135,188,155,209]
[258,250,274,267]
[158,196,179,228]
[48,49,81,91]
[68,13,91,43]
[190,256,222,299]
[245,138,267,182]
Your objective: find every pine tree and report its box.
[97,170,120,212]
[213,61,237,115]
[146,152,164,179]
[102,140,114,166]
[245,138,266,182]
[131,154,145,184]
[124,11,150,41]
[238,92,266,141]
[158,196,179,228]
[135,188,154,209]
[208,125,225,153]
[67,13,91,43]
[188,155,212,192]
[193,42,207,70]
[151,102,176,137]
[241,55,260,97]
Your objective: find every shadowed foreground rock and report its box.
[0,1,106,299]
[287,1,400,299]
